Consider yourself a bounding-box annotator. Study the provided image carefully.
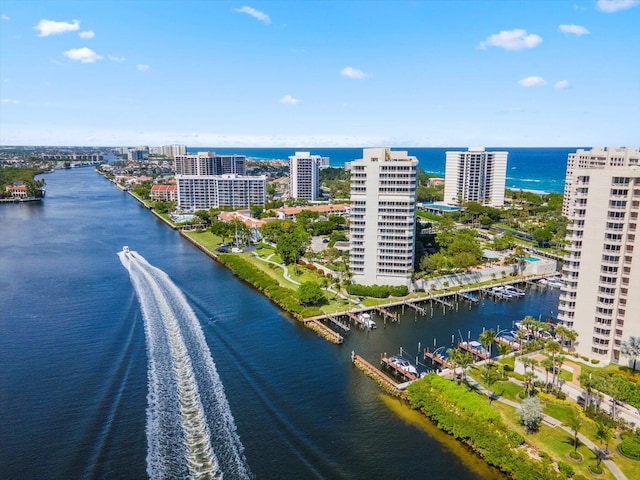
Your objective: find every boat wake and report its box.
[119,248,251,480]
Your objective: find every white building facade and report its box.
[176,174,266,210]
[557,146,640,365]
[158,144,187,158]
[175,152,246,176]
[443,147,508,207]
[288,151,326,201]
[175,152,261,209]
[348,148,418,287]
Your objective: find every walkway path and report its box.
[465,376,628,480]
[252,252,363,307]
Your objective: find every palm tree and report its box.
[564,328,578,353]
[621,336,640,373]
[459,352,474,385]
[521,315,537,337]
[554,325,569,349]
[578,372,595,410]
[481,365,498,403]
[496,343,511,379]
[545,340,562,387]
[567,410,583,455]
[479,329,496,362]
[541,357,554,391]
[594,421,612,466]
[447,347,462,381]
[555,355,566,389]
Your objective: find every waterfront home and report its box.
[150,184,178,202]
[274,203,349,221]
[6,183,28,198]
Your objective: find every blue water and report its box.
[1,168,561,479]
[188,147,578,194]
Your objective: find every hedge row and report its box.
[346,283,408,298]
[619,430,640,460]
[407,375,564,480]
[217,254,322,318]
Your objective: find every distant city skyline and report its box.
[1,1,639,147]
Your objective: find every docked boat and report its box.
[389,355,418,376]
[545,277,564,288]
[503,285,525,297]
[359,312,377,329]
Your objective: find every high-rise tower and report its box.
[288,152,325,201]
[557,146,640,364]
[444,147,508,207]
[348,148,418,287]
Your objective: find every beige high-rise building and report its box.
[557,146,640,365]
[348,148,418,287]
[443,147,508,207]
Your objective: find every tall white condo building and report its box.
[348,148,418,287]
[288,152,325,201]
[444,147,508,207]
[557,146,640,365]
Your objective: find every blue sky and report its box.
[1,0,638,147]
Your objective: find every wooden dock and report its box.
[375,305,398,321]
[405,302,426,315]
[495,336,521,351]
[380,354,419,381]
[351,352,404,395]
[324,313,350,332]
[458,341,491,360]
[423,347,451,368]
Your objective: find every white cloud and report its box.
[597,0,640,12]
[554,80,570,89]
[34,19,80,37]
[279,94,299,105]
[137,64,150,71]
[108,55,126,62]
[64,47,102,63]
[79,30,95,39]
[341,66,367,79]
[559,24,590,35]
[1,14,9,20]
[1,98,20,104]
[234,6,271,24]
[478,29,542,50]
[518,76,547,87]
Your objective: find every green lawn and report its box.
[184,230,223,251]
[492,401,616,480]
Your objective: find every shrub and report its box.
[539,451,550,460]
[306,264,317,270]
[326,273,332,279]
[407,375,564,480]
[556,391,566,400]
[507,431,525,447]
[568,450,581,460]
[346,283,408,298]
[297,259,306,266]
[581,356,589,361]
[590,359,600,364]
[589,464,603,475]
[618,430,640,459]
[557,461,574,477]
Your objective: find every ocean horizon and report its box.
[187,146,581,194]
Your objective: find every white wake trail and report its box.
[119,249,250,480]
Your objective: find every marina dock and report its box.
[380,354,419,381]
[423,347,452,368]
[458,341,491,360]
